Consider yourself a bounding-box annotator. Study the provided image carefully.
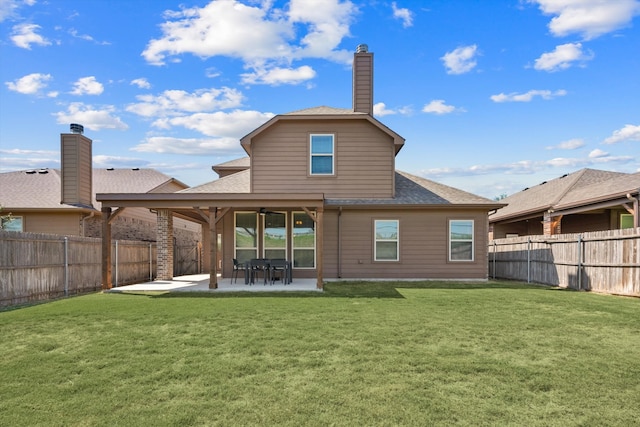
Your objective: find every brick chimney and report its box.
[352,44,373,114]
[60,124,93,207]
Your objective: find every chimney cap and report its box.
[70,123,84,134]
[356,44,368,53]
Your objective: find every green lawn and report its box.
[1,281,639,426]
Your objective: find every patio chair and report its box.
[269,259,290,285]
[232,258,243,284]
[249,258,270,285]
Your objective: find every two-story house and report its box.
[97,45,504,289]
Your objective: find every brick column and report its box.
[543,211,561,236]
[157,209,174,280]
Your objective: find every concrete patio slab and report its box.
[107,274,322,293]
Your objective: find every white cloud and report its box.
[392,2,413,28]
[421,152,634,178]
[422,99,463,115]
[5,73,52,95]
[130,78,151,89]
[70,76,104,96]
[546,138,585,150]
[534,43,594,72]
[373,102,396,117]
[93,155,148,168]
[131,136,244,155]
[490,89,567,102]
[603,124,640,144]
[152,110,275,138]
[54,102,128,131]
[142,0,355,66]
[588,148,608,158]
[528,0,640,40]
[141,0,356,85]
[126,88,244,117]
[441,45,478,75]
[241,65,316,85]
[373,102,412,117]
[0,0,20,22]
[10,23,51,49]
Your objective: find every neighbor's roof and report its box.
[489,168,636,222]
[179,168,501,208]
[181,169,251,194]
[0,168,184,210]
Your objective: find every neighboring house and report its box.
[97,45,504,289]
[489,168,640,238]
[0,126,200,245]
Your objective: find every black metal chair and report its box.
[249,258,270,285]
[232,258,243,284]
[269,259,290,285]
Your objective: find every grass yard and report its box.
[1,281,639,426]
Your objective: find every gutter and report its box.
[338,207,342,278]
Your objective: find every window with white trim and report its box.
[292,212,315,268]
[310,134,334,175]
[263,212,287,259]
[374,220,399,261]
[234,212,257,264]
[449,220,474,261]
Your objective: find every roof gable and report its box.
[240,107,405,155]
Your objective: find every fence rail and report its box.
[489,228,640,296]
[0,231,200,307]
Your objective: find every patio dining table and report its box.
[243,259,292,285]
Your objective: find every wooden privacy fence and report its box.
[489,228,640,296]
[0,231,199,307]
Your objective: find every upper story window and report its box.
[310,134,334,175]
[449,220,474,261]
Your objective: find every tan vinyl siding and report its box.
[21,212,83,236]
[323,208,489,279]
[217,207,489,280]
[60,133,92,206]
[352,53,373,114]
[251,120,395,199]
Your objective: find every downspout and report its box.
[338,207,342,278]
[81,211,96,237]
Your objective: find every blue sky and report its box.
[1,0,639,199]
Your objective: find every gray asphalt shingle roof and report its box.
[0,168,181,209]
[489,168,636,222]
[181,168,498,206]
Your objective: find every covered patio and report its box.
[96,193,326,291]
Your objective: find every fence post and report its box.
[64,236,69,297]
[492,241,496,279]
[577,234,582,290]
[527,238,531,283]
[115,240,119,287]
[149,242,153,281]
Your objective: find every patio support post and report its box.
[156,209,174,280]
[101,207,112,290]
[316,206,324,290]
[201,221,211,273]
[209,207,218,289]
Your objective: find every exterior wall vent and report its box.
[70,123,84,134]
